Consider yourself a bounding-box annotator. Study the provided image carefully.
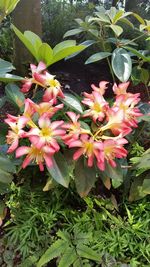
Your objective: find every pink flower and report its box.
[82,91,108,122]
[113,94,142,128]
[5,115,28,153]
[91,81,109,95]
[101,109,132,136]
[62,112,90,145]
[16,144,55,171]
[25,114,65,151]
[69,134,103,168]
[113,82,130,95]
[97,138,128,171]
[33,101,64,118]
[20,62,46,93]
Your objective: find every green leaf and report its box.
[0,73,23,82]
[135,150,150,170]
[109,25,123,36]
[12,24,39,61]
[37,43,53,66]
[99,161,124,188]
[0,59,15,74]
[47,152,71,188]
[52,45,85,65]
[112,48,132,82]
[119,18,134,28]
[0,155,16,173]
[58,248,77,267]
[140,68,149,85]
[85,52,111,64]
[124,46,150,62]
[53,40,76,54]
[112,10,124,24]
[63,28,83,38]
[93,12,110,23]
[37,240,67,267]
[74,157,97,197]
[107,7,117,22]
[24,30,42,50]
[61,93,83,114]
[141,179,150,195]
[5,83,25,109]
[0,169,13,184]
[0,96,6,108]
[132,13,145,25]
[77,244,100,261]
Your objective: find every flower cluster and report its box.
[5,62,143,171]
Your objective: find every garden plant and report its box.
[0,0,150,267]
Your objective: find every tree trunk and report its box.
[12,0,42,76]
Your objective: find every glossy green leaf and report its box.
[107,7,117,22]
[0,73,23,82]
[74,157,97,197]
[132,13,145,25]
[12,24,39,61]
[0,169,13,183]
[52,45,85,65]
[47,152,70,188]
[124,46,150,62]
[37,43,53,66]
[109,24,123,36]
[112,48,132,82]
[85,52,111,64]
[63,28,83,38]
[0,59,15,74]
[53,40,76,54]
[61,93,83,114]
[119,18,134,28]
[0,155,16,173]
[94,12,110,23]
[24,30,42,49]
[5,83,25,109]
[112,10,124,24]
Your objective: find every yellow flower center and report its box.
[84,142,93,155]
[49,79,60,88]
[93,102,102,112]
[41,127,52,137]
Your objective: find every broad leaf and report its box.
[61,93,83,114]
[0,59,15,74]
[124,46,150,62]
[85,52,111,64]
[74,157,97,197]
[112,10,124,24]
[99,161,124,188]
[0,169,13,184]
[37,43,53,66]
[53,40,76,55]
[64,28,83,38]
[0,73,23,82]
[47,152,70,188]
[5,83,25,109]
[112,48,132,82]
[94,12,110,23]
[12,24,39,61]
[51,45,85,65]
[109,25,123,36]
[132,13,145,25]
[119,18,134,28]
[0,155,16,173]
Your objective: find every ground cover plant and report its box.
[0,0,150,266]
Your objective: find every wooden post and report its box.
[12,0,42,76]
